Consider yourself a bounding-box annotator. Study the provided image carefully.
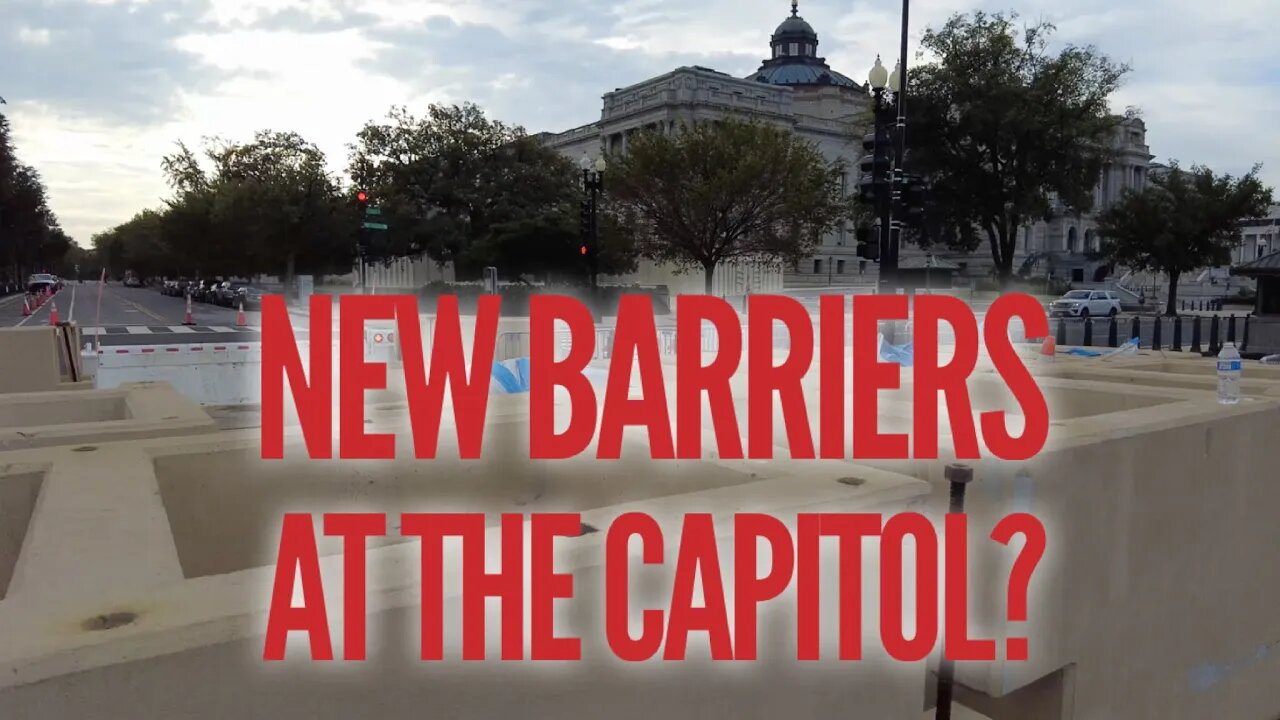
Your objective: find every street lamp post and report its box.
[867,57,892,292]
[579,154,606,305]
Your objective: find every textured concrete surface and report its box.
[0,409,932,719]
[0,382,216,450]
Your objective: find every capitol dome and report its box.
[744,1,862,89]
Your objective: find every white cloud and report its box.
[17,27,53,44]
[4,0,1278,244]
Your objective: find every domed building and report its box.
[539,0,872,293]
[538,1,1154,292]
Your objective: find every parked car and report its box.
[189,279,218,303]
[212,282,247,307]
[1049,290,1122,318]
[27,273,58,295]
[237,286,265,310]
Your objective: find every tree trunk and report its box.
[703,262,716,295]
[1165,269,1180,316]
[284,252,297,304]
[986,226,1015,290]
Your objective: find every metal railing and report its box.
[1050,313,1254,355]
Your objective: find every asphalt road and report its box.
[0,283,283,346]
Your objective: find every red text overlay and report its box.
[260,293,1050,461]
[264,511,1047,664]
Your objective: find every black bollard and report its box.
[1082,317,1093,346]
[1056,318,1067,346]
[1152,316,1163,350]
[935,463,975,720]
[1191,316,1203,353]
[1130,316,1141,346]
[1172,315,1183,351]
[1227,315,1237,344]
[1107,316,1119,347]
[1242,315,1251,352]
[1208,315,1221,355]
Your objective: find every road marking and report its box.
[15,293,48,327]
[67,286,77,322]
[126,326,152,334]
[108,287,166,322]
[171,325,196,333]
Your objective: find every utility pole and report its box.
[887,0,911,288]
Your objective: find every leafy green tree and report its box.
[349,104,590,278]
[91,210,168,279]
[906,12,1128,285]
[606,119,852,293]
[1,113,71,282]
[158,132,354,289]
[1096,163,1273,315]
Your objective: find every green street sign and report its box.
[366,207,383,216]
[362,222,389,231]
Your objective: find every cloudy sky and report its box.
[3,0,1278,243]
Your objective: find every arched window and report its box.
[1084,229,1095,253]
[1066,226,1078,254]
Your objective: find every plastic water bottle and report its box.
[1217,342,1242,405]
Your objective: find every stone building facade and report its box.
[537,2,870,291]
[539,1,1155,290]
[914,116,1155,284]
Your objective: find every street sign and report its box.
[366,207,383,216]
[362,222,389,231]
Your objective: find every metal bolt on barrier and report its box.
[935,463,975,720]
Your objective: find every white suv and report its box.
[1049,290,1122,318]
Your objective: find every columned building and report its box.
[539,1,1156,291]
[538,1,870,292]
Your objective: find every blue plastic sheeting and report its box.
[490,358,532,394]
[880,341,914,367]
[488,359,633,395]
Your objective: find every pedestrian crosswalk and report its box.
[80,325,257,336]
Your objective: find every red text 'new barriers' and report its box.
[260,293,1050,461]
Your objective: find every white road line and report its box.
[171,325,196,333]
[67,285,77,322]
[125,326,153,334]
[209,326,238,332]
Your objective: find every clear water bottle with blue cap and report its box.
[1217,342,1241,405]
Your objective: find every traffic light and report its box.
[857,129,892,206]
[855,224,879,260]
[900,173,929,229]
[356,189,369,211]
[583,198,596,257]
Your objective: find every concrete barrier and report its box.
[0,326,91,394]
[93,343,268,406]
[0,382,215,451]
[0,423,931,719]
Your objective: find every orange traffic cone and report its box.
[236,300,247,327]
[183,294,195,325]
[21,296,31,316]
[48,299,59,326]
[1040,335,1056,360]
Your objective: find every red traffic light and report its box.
[579,245,588,256]
[356,191,368,203]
